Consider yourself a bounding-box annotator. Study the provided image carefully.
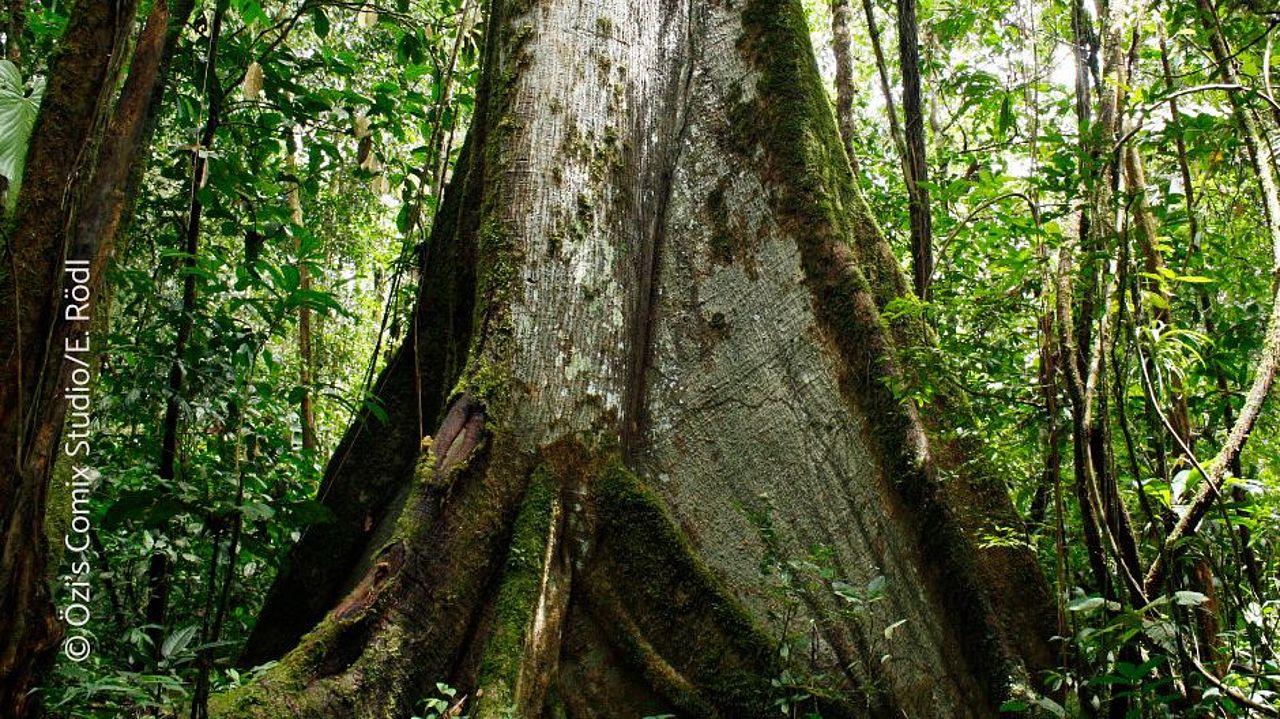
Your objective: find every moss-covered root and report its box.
[211,434,869,718]
[468,467,569,719]
[210,397,536,719]
[560,461,861,719]
[466,449,865,719]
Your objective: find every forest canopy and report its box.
[1,0,1279,716]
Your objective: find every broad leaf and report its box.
[0,59,43,213]
[161,624,199,659]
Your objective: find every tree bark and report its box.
[6,0,22,64]
[216,1,1053,717]
[828,0,862,178]
[0,0,193,710]
[895,0,933,298]
[0,0,138,713]
[289,150,318,452]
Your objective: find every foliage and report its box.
[17,0,480,715]
[9,0,1279,713]
[411,683,467,719]
[808,0,1280,713]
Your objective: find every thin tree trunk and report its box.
[1061,0,1112,608]
[299,253,316,452]
[1057,245,1114,601]
[289,150,317,452]
[6,0,22,64]
[859,0,908,173]
[895,0,933,297]
[1064,0,1153,614]
[148,0,225,660]
[1069,0,1099,383]
[215,2,1053,717]
[828,0,862,178]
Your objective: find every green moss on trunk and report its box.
[729,0,1052,709]
[582,459,859,718]
[472,467,556,717]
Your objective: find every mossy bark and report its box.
[215,0,1054,717]
[0,0,188,713]
[241,49,491,669]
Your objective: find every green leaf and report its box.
[240,501,276,522]
[161,625,199,659]
[0,60,43,212]
[1068,595,1106,613]
[1036,696,1067,718]
[311,8,330,38]
[1171,468,1200,500]
[288,288,345,314]
[1128,655,1166,679]
[101,489,189,529]
[289,500,336,526]
[281,264,301,292]
[1143,290,1170,311]
[995,93,1015,141]
[883,618,908,639]
[364,397,389,425]
[866,574,887,596]
[233,0,271,27]
[1174,590,1209,606]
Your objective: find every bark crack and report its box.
[621,0,697,460]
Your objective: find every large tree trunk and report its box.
[216,1,1053,716]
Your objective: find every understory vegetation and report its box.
[2,0,1279,715]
